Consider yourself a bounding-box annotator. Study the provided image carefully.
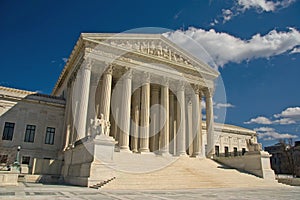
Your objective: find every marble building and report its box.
[0,33,263,186]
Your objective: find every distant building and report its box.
[265,141,300,177]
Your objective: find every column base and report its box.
[191,152,203,158]
[158,151,172,157]
[176,152,188,157]
[119,146,132,153]
[139,148,150,153]
[131,149,139,153]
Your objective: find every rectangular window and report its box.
[24,125,36,143]
[45,127,55,145]
[215,145,220,157]
[233,147,238,156]
[2,122,15,140]
[21,156,30,165]
[0,155,8,163]
[242,148,246,155]
[225,146,229,157]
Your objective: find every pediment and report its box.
[81,33,219,79]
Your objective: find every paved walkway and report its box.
[1,183,300,200]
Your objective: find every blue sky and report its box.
[0,0,299,147]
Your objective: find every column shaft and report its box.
[100,67,113,121]
[176,84,187,156]
[63,84,72,149]
[159,83,169,154]
[206,90,215,157]
[131,88,141,153]
[169,92,175,155]
[150,86,160,152]
[139,74,150,152]
[192,91,202,157]
[119,70,132,151]
[76,61,92,141]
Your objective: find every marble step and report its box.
[103,156,282,190]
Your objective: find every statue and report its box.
[246,136,262,152]
[91,113,111,137]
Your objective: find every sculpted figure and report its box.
[91,113,110,136]
[246,136,262,152]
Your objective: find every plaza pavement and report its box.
[0,182,300,200]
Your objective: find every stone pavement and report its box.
[0,183,300,200]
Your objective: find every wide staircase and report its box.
[102,153,285,190]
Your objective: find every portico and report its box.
[54,33,219,158]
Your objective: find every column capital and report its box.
[83,59,94,70]
[204,88,213,98]
[103,64,114,75]
[123,68,133,79]
[177,81,185,91]
[142,72,151,83]
[161,77,169,87]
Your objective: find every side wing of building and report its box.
[0,86,65,172]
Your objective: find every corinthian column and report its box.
[159,78,170,155]
[176,82,187,156]
[205,89,215,157]
[119,69,132,152]
[169,92,175,155]
[149,85,160,152]
[100,65,113,121]
[192,87,202,157]
[139,72,150,153]
[76,60,92,141]
[63,81,73,149]
[131,87,141,153]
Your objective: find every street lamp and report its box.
[12,146,21,172]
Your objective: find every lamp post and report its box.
[13,146,21,173]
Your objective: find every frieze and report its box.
[94,39,193,67]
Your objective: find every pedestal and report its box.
[63,135,117,187]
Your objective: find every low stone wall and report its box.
[277,178,300,186]
[32,158,62,175]
[214,151,275,180]
[0,172,18,186]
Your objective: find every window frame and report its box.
[45,127,55,145]
[21,156,30,165]
[2,122,15,141]
[24,124,36,143]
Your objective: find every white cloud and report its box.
[214,103,235,109]
[258,131,297,140]
[222,9,234,22]
[274,107,300,119]
[255,126,298,141]
[237,0,296,12]
[244,116,273,124]
[255,126,298,140]
[274,118,296,125]
[254,127,275,132]
[201,100,206,110]
[245,107,300,125]
[62,57,68,63]
[218,0,296,23]
[245,116,296,125]
[165,27,300,67]
[290,47,300,54]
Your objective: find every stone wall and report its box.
[214,151,275,180]
[31,158,62,175]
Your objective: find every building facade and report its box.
[0,33,259,185]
